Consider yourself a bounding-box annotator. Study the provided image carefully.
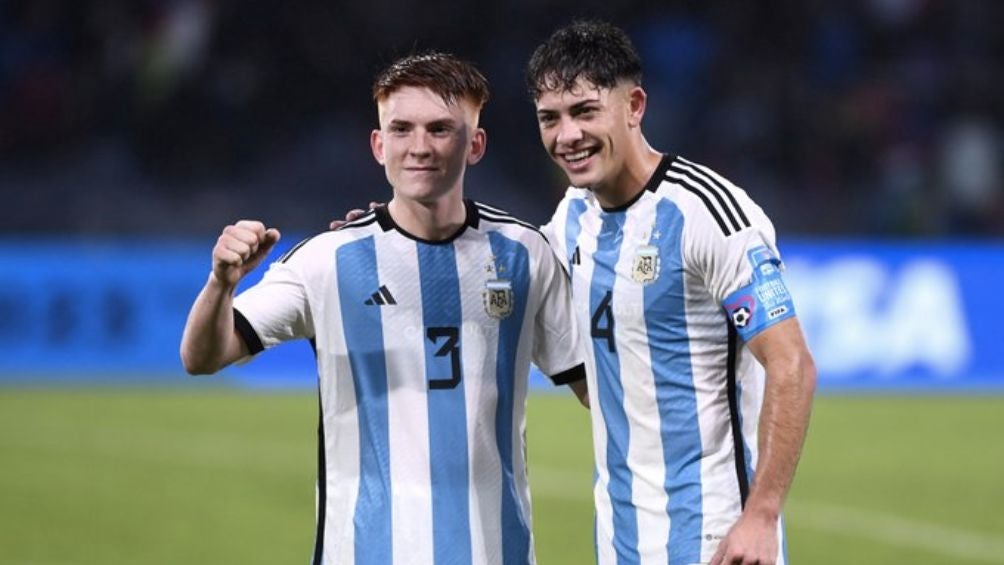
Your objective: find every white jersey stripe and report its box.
[381,242,435,565]
[454,235,502,565]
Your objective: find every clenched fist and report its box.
[211,220,281,288]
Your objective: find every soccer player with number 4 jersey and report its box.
[527,21,817,565]
[181,52,587,565]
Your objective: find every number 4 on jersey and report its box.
[591,291,616,353]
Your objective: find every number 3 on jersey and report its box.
[426,326,462,390]
[591,291,616,353]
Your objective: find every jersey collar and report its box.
[600,153,677,213]
[374,199,479,245]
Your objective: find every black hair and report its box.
[526,20,642,100]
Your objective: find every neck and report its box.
[594,138,664,209]
[387,192,467,241]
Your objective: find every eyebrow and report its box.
[386,118,460,128]
[536,97,602,116]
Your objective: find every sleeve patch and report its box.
[723,246,795,340]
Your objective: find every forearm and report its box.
[745,351,816,519]
[180,273,245,375]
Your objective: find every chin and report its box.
[565,171,600,190]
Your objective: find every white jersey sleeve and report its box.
[683,191,796,342]
[529,234,584,383]
[232,243,315,351]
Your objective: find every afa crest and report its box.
[631,245,660,284]
[483,279,513,319]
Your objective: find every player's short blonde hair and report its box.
[373,51,489,111]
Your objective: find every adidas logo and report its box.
[364,285,397,306]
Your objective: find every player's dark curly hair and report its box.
[373,51,489,110]
[526,20,642,101]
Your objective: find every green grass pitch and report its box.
[1,388,1002,564]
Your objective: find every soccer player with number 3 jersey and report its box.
[527,21,817,565]
[181,52,587,565]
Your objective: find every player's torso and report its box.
[557,185,748,564]
[309,220,540,565]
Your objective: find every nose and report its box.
[555,116,584,146]
[408,132,432,158]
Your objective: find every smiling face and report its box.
[534,77,644,200]
[371,86,486,205]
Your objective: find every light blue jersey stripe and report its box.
[488,232,532,564]
[417,243,472,565]
[591,212,639,564]
[337,238,392,565]
[643,200,704,563]
[565,199,587,274]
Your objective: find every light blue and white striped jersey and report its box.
[233,200,585,565]
[543,155,795,565]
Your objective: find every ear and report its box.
[370,129,385,165]
[467,128,487,165]
[626,86,647,128]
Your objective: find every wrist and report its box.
[207,271,238,294]
[742,496,782,523]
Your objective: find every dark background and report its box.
[1,0,1001,236]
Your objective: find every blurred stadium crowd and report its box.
[1,0,1000,235]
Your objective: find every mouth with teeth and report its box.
[559,147,600,171]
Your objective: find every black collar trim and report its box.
[600,153,677,212]
[374,199,478,245]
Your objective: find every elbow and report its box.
[180,347,221,376]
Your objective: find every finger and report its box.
[213,247,244,268]
[224,224,262,253]
[233,220,267,239]
[368,201,382,210]
[710,545,725,565]
[329,219,346,230]
[220,236,253,261]
[345,208,366,221]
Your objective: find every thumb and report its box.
[262,228,281,250]
[242,228,281,273]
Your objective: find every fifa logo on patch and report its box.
[483,279,513,319]
[632,245,660,284]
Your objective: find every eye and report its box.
[388,124,408,134]
[537,113,557,127]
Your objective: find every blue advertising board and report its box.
[0,237,1001,391]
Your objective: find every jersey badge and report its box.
[631,245,660,284]
[483,279,513,319]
